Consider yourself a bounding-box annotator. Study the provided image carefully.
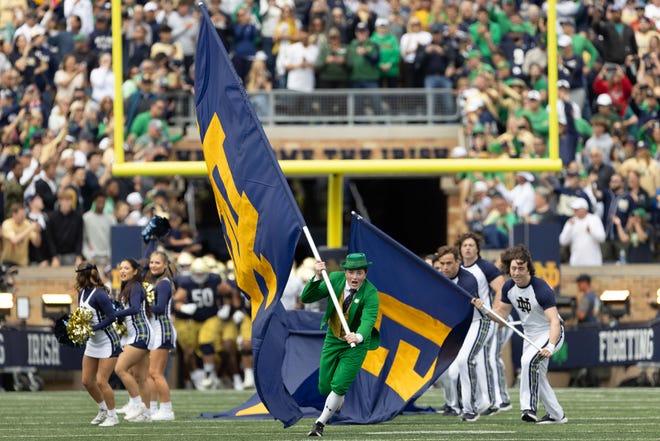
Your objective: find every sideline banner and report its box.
[0,329,83,370]
[549,320,660,370]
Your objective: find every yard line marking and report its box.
[367,431,516,435]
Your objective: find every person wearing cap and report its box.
[559,197,606,266]
[464,180,492,233]
[517,89,549,139]
[348,23,382,114]
[26,25,52,91]
[559,18,599,72]
[553,168,593,224]
[0,87,19,126]
[613,206,655,262]
[496,171,536,218]
[554,78,582,128]
[88,13,112,54]
[301,253,380,437]
[557,32,587,112]
[591,93,621,129]
[592,3,637,65]
[370,18,401,88]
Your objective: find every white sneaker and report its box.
[243,377,255,389]
[90,409,108,425]
[124,403,147,421]
[125,404,152,423]
[116,401,131,414]
[99,414,119,427]
[129,412,152,423]
[151,409,175,421]
[199,375,220,390]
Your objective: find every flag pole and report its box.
[481,304,543,351]
[302,226,356,348]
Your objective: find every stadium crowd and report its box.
[0,0,659,268]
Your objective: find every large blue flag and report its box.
[205,214,474,424]
[340,213,474,422]
[195,4,305,427]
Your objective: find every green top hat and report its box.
[340,253,373,270]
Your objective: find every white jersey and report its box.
[501,276,562,337]
[462,258,500,322]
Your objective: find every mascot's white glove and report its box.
[217,304,231,320]
[232,310,245,325]
[180,303,197,315]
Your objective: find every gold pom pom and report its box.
[66,307,95,345]
[113,320,127,337]
[142,282,155,305]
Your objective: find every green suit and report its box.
[301,271,380,395]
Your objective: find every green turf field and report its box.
[0,387,657,440]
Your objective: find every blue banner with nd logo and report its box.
[513,223,561,290]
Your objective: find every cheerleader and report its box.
[76,262,122,427]
[145,251,177,420]
[114,258,153,423]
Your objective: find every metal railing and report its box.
[165,88,459,127]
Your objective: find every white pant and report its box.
[440,319,493,414]
[519,327,565,419]
[479,319,513,408]
[494,324,513,405]
[474,320,497,411]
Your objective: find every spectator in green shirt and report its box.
[347,22,381,115]
[370,18,400,88]
[126,98,182,148]
[516,90,549,139]
[469,7,502,62]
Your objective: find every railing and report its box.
[164,88,459,127]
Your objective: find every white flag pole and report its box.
[482,304,543,351]
[302,226,355,348]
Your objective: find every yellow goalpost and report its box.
[109,0,561,247]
